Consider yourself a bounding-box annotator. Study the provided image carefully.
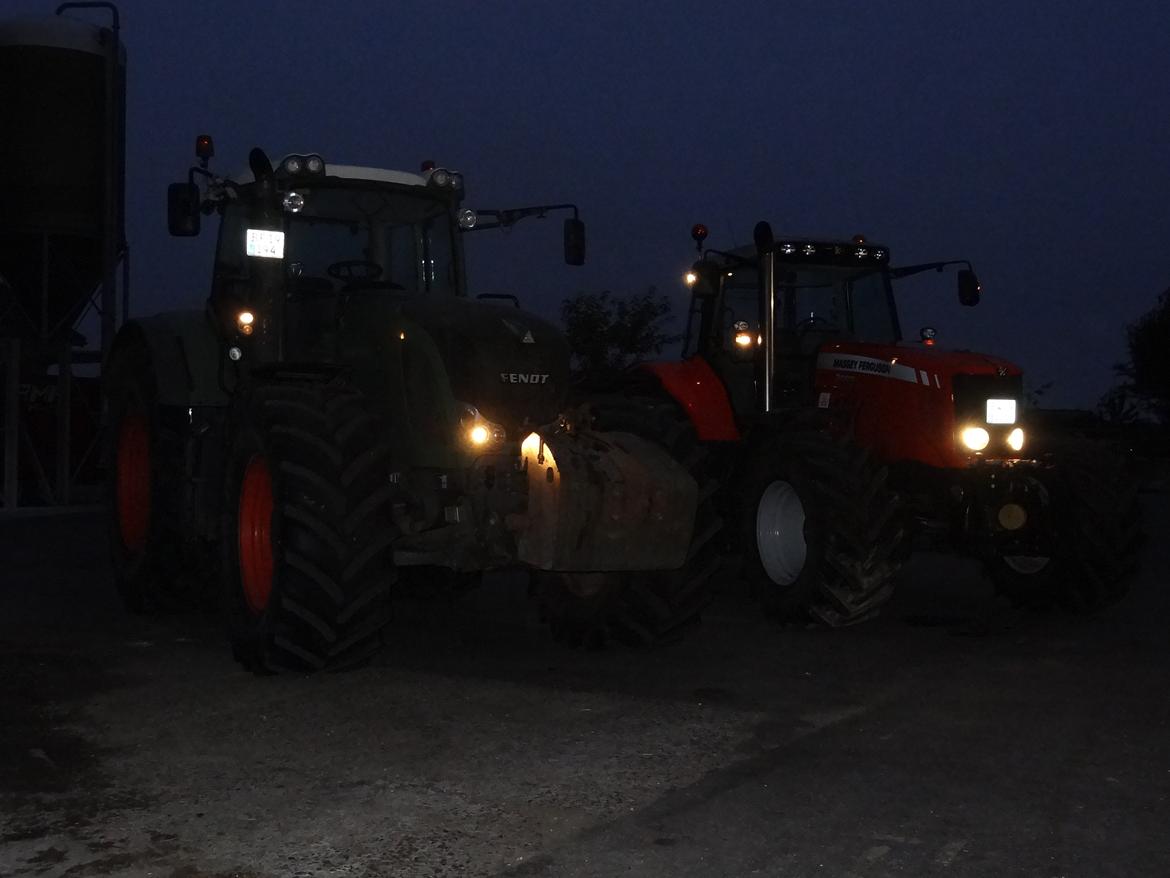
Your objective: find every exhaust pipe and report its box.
[754,221,776,413]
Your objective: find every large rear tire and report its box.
[740,431,905,626]
[988,440,1141,611]
[104,336,188,612]
[222,381,396,673]
[537,394,723,647]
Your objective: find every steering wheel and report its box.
[795,315,835,334]
[326,260,384,282]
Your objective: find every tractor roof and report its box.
[705,238,890,269]
[228,161,431,188]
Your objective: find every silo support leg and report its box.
[3,339,19,509]
[56,343,72,505]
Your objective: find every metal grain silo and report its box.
[0,5,125,344]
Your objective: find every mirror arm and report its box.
[462,203,579,232]
[889,259,972,280]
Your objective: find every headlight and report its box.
[960,426,990,451]
[236,310,255,335]
[1007,427,1025,452]
[283,156,303,175]
[459,403,505,450]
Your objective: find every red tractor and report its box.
[618,221,1141,624]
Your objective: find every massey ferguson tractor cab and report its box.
[103,138,718,672]
[670,221,1140,620]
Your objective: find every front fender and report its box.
[108,309,229,408]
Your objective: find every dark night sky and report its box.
[11,0,1170,408]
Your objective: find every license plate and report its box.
[986,398,1017,424]
[246,228,285,259]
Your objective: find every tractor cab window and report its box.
[421,216,456,294]
[846,269,899,343]
[212,186,458,300]
[283,187,453,295]
[713,265,898,349]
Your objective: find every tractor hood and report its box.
[818,340,1022,383]
[393,297,570,432]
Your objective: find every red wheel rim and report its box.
[238,455,275,614]
[116,411,151,552]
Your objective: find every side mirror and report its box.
[167,182,201,236]
[563,217,585,266]
[957,268,981,307]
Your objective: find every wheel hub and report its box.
[756,480,807,586]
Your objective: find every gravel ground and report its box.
[1,496,1168,877]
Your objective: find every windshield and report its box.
[718,265,899,346]
[214,185,457,296]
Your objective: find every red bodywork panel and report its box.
[813,341,1022,469]
[641,357,741,441]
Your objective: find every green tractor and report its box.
[104,138,721,672]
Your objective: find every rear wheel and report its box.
[988,440,1141,611]
[104,337,187,612]
[740,431,905,626]
[222,381,396,673]
[537,394,723,647]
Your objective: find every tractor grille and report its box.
[952,373,1023,424]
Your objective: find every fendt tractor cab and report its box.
[658,221,1140,621]
[104,138,719,672]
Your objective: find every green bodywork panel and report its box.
[336,299,464,470]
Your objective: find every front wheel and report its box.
[988,441,1141,611]
[740,431,905,626]
[222,382,396,673]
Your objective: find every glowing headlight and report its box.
[684,271,698,286]
[459,403,505,450]
[237,310,255,335]
[960,426,990,451]
[1007,427,1025,452]
[735,332,753,347]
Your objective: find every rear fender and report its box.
[639,358,740,441]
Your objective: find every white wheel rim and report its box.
[756,480,807,586]
[1003,555,1050,575]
